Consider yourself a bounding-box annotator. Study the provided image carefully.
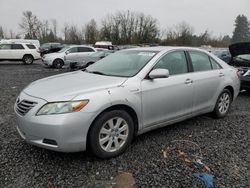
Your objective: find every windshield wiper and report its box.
[89,71,107,75]
[82,69,107,75]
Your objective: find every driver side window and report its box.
[67,47,78,53]
[153,51,188,75]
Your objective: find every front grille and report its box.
[16,99,37,116]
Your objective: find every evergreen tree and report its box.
[232,15,250,43]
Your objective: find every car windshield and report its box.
[41,43,51,48]
[58,46,70,53]
[86,50,158,77]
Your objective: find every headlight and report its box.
[37,100,89,115]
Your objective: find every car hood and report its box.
[43,52,64,59]
[229,42,250,57]
[24,71,127,102]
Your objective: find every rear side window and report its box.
[78,47,95,52]
[153,51,188,75]
[189,51,212,72]
[26,44,36,49]
[11,44,25,49]
[210,58,222,70]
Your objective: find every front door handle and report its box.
[185,79,193,84]
[219,72,224,77]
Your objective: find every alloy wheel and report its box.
[218,93,230,114]
[99,117,129,153]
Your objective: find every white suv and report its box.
[0,43,41,64]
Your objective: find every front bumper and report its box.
[14,92,95,152]
[42,58,53,66]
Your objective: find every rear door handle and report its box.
[185,79,193,84]
[219,72,224,77]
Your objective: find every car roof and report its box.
[68,45,94,48]
[0,42,34,45]
[123,46,209,53]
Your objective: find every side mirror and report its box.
[65,51,70,55]
[149,69,169,79]
[100,56,105,59]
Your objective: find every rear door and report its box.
[78,47,96,59]
[11,44,25,59]
[187,50,224,112]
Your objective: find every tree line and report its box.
[0,10,250,47]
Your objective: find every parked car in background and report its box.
[212,48,231,63]
[42,45,96,68]
[229,42,250,91]
[38,43,65,57]
[0,42,40,64]
[15,47,240,158]
[118,45,140,50]
[93,41,119,50]
[63,46,97,68]
[69,50,114,70]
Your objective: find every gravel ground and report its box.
[0,60,249,188]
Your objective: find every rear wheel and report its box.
[22,55,34,65]
[213,89,232,118]
[53,59,64,69]
[88,110,134,159]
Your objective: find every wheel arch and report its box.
[224,85,234,99]
[22,54,34,59]
[86,104,139,148]
[53,58,64,64]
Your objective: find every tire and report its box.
[53,59,64,69]
[22,55,34,65]
[88,110,134,159]
[213,89,232,118]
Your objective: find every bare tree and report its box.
[99,10,160,44]
[84,19,99,44]
[51,19,58,39]
[19,11,41,39]
[62,23,83,44]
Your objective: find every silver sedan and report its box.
[14,47,240,158]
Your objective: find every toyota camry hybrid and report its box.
[14,47,240,158]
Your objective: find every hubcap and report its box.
[99,117,129,152]
[218,93,230,114]
[55,61,61,68]
[25,57,32,64]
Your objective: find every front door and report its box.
[141,51,195,127]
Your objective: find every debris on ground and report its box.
[161,140,214,187]
[114,172,135,188]
[193,173,214,188]
[161,146,168,160]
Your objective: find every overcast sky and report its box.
[0,0,250,37]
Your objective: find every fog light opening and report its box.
[43,139,58,146]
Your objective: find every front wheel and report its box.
[53,59,64,69]
[213,89,232,118]
[88,110,134,159]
